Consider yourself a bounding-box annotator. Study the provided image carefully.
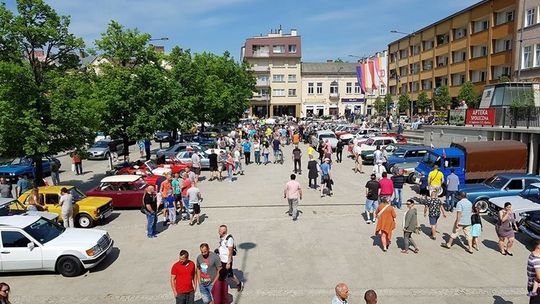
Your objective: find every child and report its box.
[165,189,176,225]
[471,206,482,251]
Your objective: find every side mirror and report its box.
[27,242,35,250]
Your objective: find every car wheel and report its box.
[475,199,489,213]
[77,214,94,228]
[407,173,416,184]
[57,256,83,277]
[438,185,446,197]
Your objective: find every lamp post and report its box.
[149,37,169,42]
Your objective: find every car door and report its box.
[116,140,125,155]
[44,194,61,216]
[0,230,42,271]
[99,183,122,208]
[415,150,428,162]
[199,153,210,168]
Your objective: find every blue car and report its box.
[0,156,61,183]
[459,173,540,213]
[386,145,430,172]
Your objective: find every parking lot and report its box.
[2,142,531,304]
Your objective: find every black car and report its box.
[520,210,540,240]
[153,131,174,143]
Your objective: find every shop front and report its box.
[341,98,365,118]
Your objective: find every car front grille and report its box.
[98,202,113,215]
[97,233,111,250]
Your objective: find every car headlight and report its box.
[9,173,15,176]
[86,244,103,257]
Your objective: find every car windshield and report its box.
[483,175,509,189]
[145,160,157,170]
[421,151,440,167]
[365,138,375,145]
[70,188,86,202]
[10,157,32,166]
[23,217,65,244]
[92,141,109,148]
[319,133,336,139]
[520,186,540,204]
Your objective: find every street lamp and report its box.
[390,30,414,36]
[149,37,169,42]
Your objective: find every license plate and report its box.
[103,209,112,218]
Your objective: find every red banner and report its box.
[465,108,496,126]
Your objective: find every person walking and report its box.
[72,150,83,175]
[218,151,227,181]
[170,250,196,304]
[187,182,202,226]
[445,169,460,211]
[365,174,380,224]
[424,189,446,240]
[442,192,473,253]
[50,160,60,186]
[391,169,406,209]
[331,283,349,304]
[242,139,251,165]
[372,162,386,180]
[0,282,10,304]
[262,141,270,165]
[471,206,482,251]
[181,172,193,219]
[335,140,344,163]
[253,139,261,165]
[353,142,364,174]
[375,197,396,252]
[527,240,540,302]
[226,152,235,182]
[108,140,118,162]
[58,187,74,228]
[143,185,158,238]
[428,164,444,195]
[284,174,302,221]
[208,149,218,182]
[233,148,244,175]
[292,145,302,175]
[144,139,151,161]
[320,158,332,198]
[496,202,517,256]
[15,175,30,197]
[307,154,319,189]
[402,199,419,254]
[217,225,242,291]
[378,172,394,202]
[196,243,222,304]
[191,151,201,181]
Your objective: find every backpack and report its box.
[226,234,237,256]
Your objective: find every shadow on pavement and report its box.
[60,172,108,192]
[90,247,120,274]
[482,239,501,252]
[233,242,257,304]
[493,295,514,304]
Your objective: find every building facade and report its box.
[516,0,540,81]
[388,0,519,106]
[241,29,302,117]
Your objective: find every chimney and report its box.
[278,25,283,35]
[291,29,298,36]
[154,46,165,54]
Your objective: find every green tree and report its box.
[373,96,385,114]
[434,85,451,110]
[398,93,410,113]
[0,0,92,185]
[416,91,431,113]
[457,81,478,108]
[384,94,393,114]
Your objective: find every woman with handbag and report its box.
[496,202,517,256]
[375,197,396,252]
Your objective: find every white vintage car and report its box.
[0,215,113,277]
[488,183,540,223]
[360,136,398,152]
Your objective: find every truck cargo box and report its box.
[451,140,527,181]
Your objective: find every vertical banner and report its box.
[368,60,377,89]
[356,65,365,94]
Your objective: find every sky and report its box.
[5,0,480,62]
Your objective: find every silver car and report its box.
[155,142,200,160]
[175,151,210,169]
[88,139,124,160]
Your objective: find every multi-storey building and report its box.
[387,0,525,106]
[241,29,302,117]
[516,0,540,81]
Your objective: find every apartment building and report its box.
[241,29,302,117]
[516,0,540,81]
[388,0,518,106]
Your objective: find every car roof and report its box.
[0,215,40,228]
[24,186,74,194]
[396,145,430,151]
[496,173,540,179]
[0,197,18,207]
[532,183,540,188]
[101,175,142,183]
[370,136,396,140]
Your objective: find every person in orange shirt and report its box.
[375,197,396,252]
[160,173,173,225]
[292,132,300,145]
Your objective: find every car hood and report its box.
[152,167,172,176]
[0,165,26,174]
[79,197,111,208]
[88,147,107,153]
[461,184,495,193]
[490,196,540,212]
[25,211,58,221]
[46,228,106,247]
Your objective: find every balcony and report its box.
[329,93,340,100]
[252,95,270,101]
[251,66,270,72]
[252,51,270,58]
[255,79,270,87]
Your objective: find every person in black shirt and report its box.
[208,149,219,181]
[391,169,407,209]
[143,185,158,238]
[335,140,344,163]
[365,174,380,224]
[292,145,302,174]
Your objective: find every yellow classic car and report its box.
[18,186,113,228]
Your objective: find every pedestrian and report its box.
[353,142,364,174]
[496,202,517,256]
[0,282,10,304]
[253,139,261,165]
[170,250,196,304]
[375,197,396,252]
[58,187,74,228]
[320,158,332,197]
[284,173,302,221]
[335,140,344,163]
[331,283,349,304]
[0,178,12,198]
[526,240,540,301]
[324,139,333,161]
[108,140,118,162]
[307,143,315,160]
[217,225,242,291]
[307,154,319,189]
[196,243,222,304]
[365,174,380,224]
[165,188,177,225]
[15,175,30,197]
[427,164,444,195]
[446,169,460,211]
[160,173,173,225]
[272,137,281,163]
[172,172,182,214]
[364,289,377,304]
[318,140,325,163]
[424,189,446,240]
[471,205,482,251]
[144,139,151,161]
[233,148,244,175]
[378,172,393,202]
[187,182,202,226]
[218,151,227,181]
[418,173,429,200]
[372,162,386,180]
[181,172,192,219]
[72,150,83,175]
[208,149,218,181]
[50,160,60,186]
[292,145,302,175]
[262,141,270,165]
[391,169,406,209]
[442,192,473,253]
[226,152,235,182]
[402,199,419,254]
[242,138,251,165]
[191,150,201,181]
[373,145,384,165]
[138,139,145,158]
[143,185,158,238]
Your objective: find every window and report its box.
[452,73,466,86]
[272,74,284,82]
[436,55,448,67]
[494,39,512,53]
[410,45,420,56]
[272,89,285,97]
[259,88,269,96]
[354,82,360,94]
[471,45,488,58]
[453,28,467,40]
[316,82,323,94]
[526,179,539,187]
[471,70,486,83]
[422,59,433,70]
[1,231,30,247]
[330,82,339,94]
[273,45,285,54]
[288,74,297,82]
[506,179,523,190]
[452,50,467,63]
[252,45,269,57]
[409,63,420,74]
[436,34,449,46]
[527,8,536,27]
[492,65,511,79]
[288,44,297,53]
[423,40,434,51]
[422,79,432,90]
[536,44,540,66]
[473,20,489,33]
[399,49,408,59]
[288,89,297,97]
[399,66,408,76]
[496,10,514,25]
[258,75,269,81]
[523,45,533,68]
[346,82,352,94]
[45,194,59,205]
[308,82,314,94]
[379,87,386,96]
[444,157,460,168]
[410,82,419,92]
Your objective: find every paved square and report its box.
[3,143,529,303]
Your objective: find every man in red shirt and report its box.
[378,172,394,202]
[171,250,196,304]
[180,172,192,220]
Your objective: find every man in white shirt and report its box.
[191,152,201,180]
[331,283,349,304]
[353,143,364,174]
[233,148,244,175]
[217,225,242,291]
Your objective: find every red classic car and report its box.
[114,160,189,185]
[86,175,147,208]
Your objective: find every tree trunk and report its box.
[200,122,205,133]
[33,156,44,187]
